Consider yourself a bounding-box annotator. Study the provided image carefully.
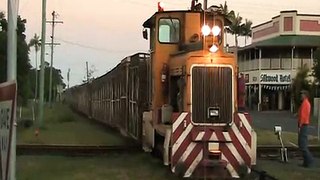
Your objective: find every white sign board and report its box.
[0,81,16,180]
[260,73,291,84]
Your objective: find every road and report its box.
[249,111,319,136]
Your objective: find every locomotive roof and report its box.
[143,10,230,28]
[143,10,193,28]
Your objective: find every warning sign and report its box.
[0,81,16,180]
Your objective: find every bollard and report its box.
[280,148,288,162]
[274,125,288,163]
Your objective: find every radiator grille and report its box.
[192,66,232,123]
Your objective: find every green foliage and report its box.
[18,119,34,128]
[28,33,40,52]
[219,1,235,25]
[258,159,320,180]
[292,65,311,111]
[241,19,252,45]
[0,12,32,104]
[256,128,318,145]
[17,154,179,180]
[312,48,320,95]
[28,64,66,102]
[17,104,133,145]
[220,1,252,47]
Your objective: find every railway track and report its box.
[17,144,320,157]
[257,145,320,158]
[17,144,141,155]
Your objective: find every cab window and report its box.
[158,18,180,43]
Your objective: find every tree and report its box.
[312,48,320,96]
[226,12,243,48]
[241,19,252,46]
[28,33,41,99]
[292,64,311,112]
[0,13,32,104]
[225,12,244,61]
[82,64,97,83]
[219,1,235,46]
[312,48,320,84]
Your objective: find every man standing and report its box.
[298,90,314,167]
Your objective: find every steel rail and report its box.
[17,144,141,155]
[257,145,320,157]
[17,144,320,156]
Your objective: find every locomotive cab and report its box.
[143,8,230,112]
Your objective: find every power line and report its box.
[55,37,147,53]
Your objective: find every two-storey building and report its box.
[238,10,320,111]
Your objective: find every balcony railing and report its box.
[239,58,313,72]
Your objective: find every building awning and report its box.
[239,35,320,51]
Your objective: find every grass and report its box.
[257,159,320,180]
[17,153,180,180]
[17,103,319,146]
[17,103,134,145]
[255,128,319,146]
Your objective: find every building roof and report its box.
[239,35,320,51]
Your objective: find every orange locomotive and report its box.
[65,1,257,178]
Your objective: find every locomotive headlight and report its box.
[209,44,218,53]
[208,107,219,118]
[212,26,221,36]
[201,25,211,36]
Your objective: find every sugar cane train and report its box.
[64,1,257,178]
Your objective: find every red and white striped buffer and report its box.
[171,112,253,178]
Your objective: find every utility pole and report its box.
[35,50,38,100]
[86,61,89,83]
[7,1,18,179]
[47,11,63,107]
[38,0,47,129]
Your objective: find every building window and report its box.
[158,18,180,43]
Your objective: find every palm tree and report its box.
[225,12,244,61]
[28,33,41,100]
[219,1,235,47]
[226,12,243,48]
[241,19,253,46]
[0,12,5,19]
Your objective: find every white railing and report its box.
[239,58,313,72]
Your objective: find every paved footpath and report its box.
[249,111,318,136]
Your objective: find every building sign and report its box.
[260,73,291,84]
[0,81,16,180]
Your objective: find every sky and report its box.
[0,0,320,87]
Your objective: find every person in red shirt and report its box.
[298,90,314,168]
